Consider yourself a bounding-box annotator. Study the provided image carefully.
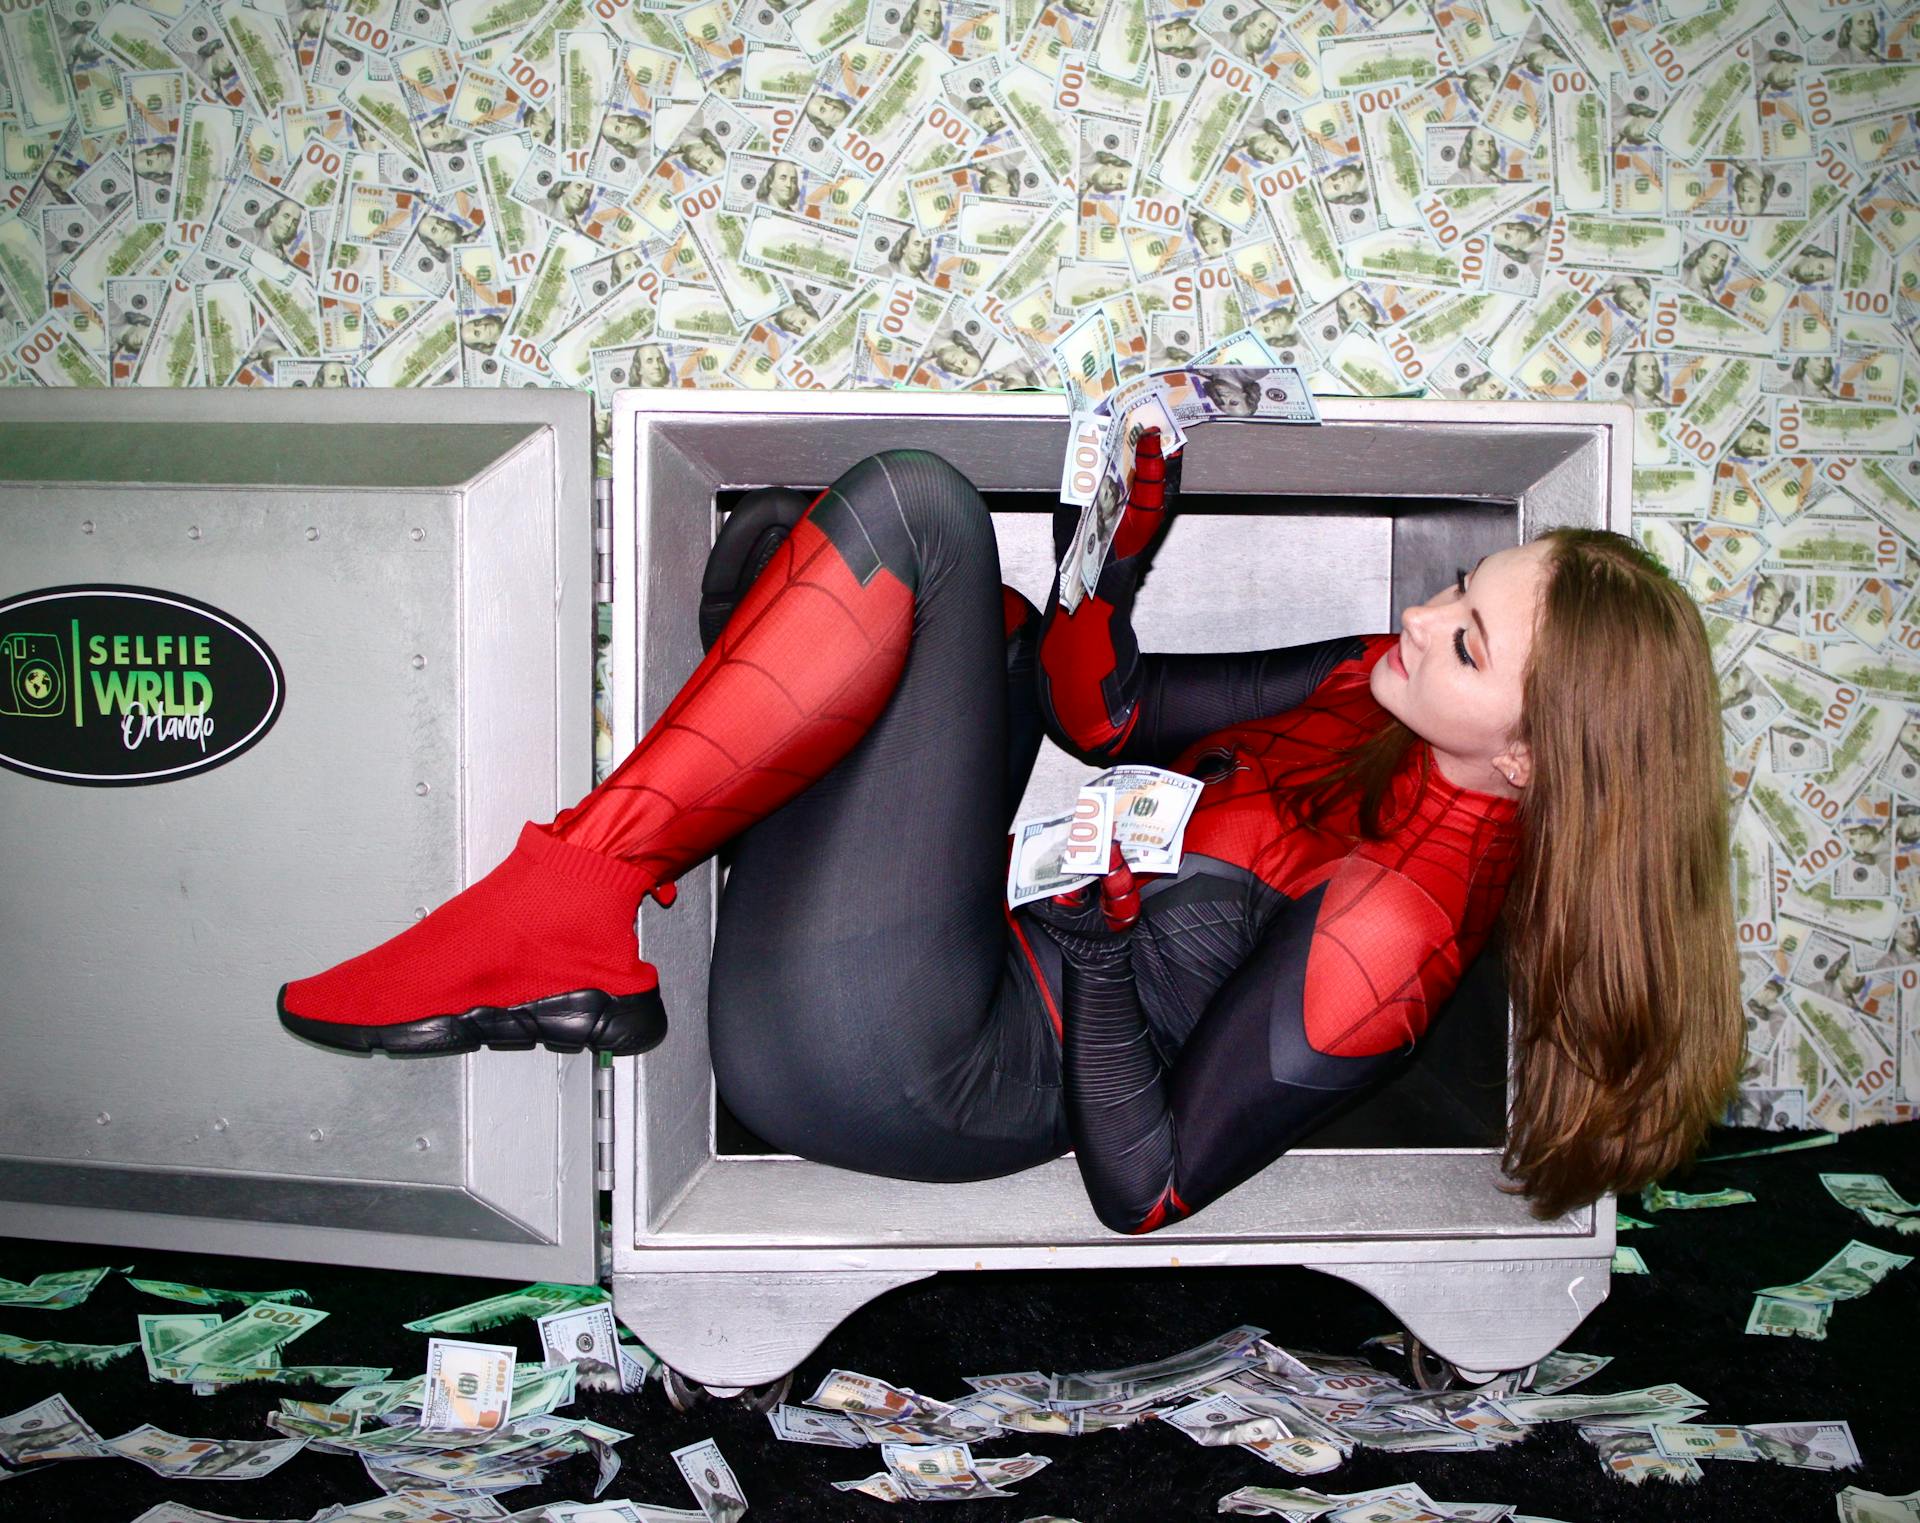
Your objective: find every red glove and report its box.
[1049,840,1141,934]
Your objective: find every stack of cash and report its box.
[1746,1236,1913,1341]
[1822,1171,1920,1235]
[1008,762,1201,906]
[1835,1489,1920,1523]
[0,1270,703,1514]
[760,1320,1868,1500]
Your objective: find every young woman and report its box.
[279,434,1743,1231]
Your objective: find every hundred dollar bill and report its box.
[122,68,184,223]
[1758,1238,1912,1304]
[0,1333,137,1369]
[741,199,860,284]
[1640,1181,1754,1211]
[1055,46,1151,121]
[674,1437,750,1522]
[1425,122,1548,185]
[682,185,784,318]
[1767,514,1891,574]
[1149,47,1260,198]
[137,1313,225,1380]
[1653,41,1753,164]
[0,1394,105,1465]
[0,1266,118,1309]
[1501,1383,1708,1423]
[159,1300,328,1371]
[1747,1293,1828,1339]
[1773,398,1914,456]
[1087,763,1202,870]
[1549,71,1605,213]
[771,1402,868,1446]
[0,0,77,131]
[217,0,298,117]
[1669,158,1808,220]
[537,1303,630,1393]
[1007,808,1099,906]
[988,59,1074,184]
[106,277,163,381]
[104,1424,306,1480]
[194,276,252,384]
[1317,28,1440,94]
[213,175,316,282]
[423,1337,516,1432]
[631,92,758,235]
[11,312,107,384]
[558,27,615,175]
[1812,64,1920,128]
[1050,1326,1269,1408]
[1479,17,1572,148]
[453,242,514,382]
[1744,1420,1864,1470]
[1822,1172,1920,1235]
[169,97,242,251]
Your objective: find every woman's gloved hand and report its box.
[1023,839,1141,963]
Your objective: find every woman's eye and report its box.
[1453,569,1475,668]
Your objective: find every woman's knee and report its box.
[815,450,995,593]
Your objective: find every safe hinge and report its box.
[592,1061,615,1194]
[593,477,614,605]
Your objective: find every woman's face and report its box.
[1370,540,1554,794]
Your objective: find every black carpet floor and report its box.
[2,1120,1916,1523]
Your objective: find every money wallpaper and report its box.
[1,0,1918,1134]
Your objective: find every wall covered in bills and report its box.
[1,0,1917,1132]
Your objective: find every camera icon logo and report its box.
[1,632,67,718]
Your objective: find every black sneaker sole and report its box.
[277,984,668,1056]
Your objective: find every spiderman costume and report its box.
[279,436,1520,1234]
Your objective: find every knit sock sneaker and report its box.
[697,486,816,654]
[278,822,667,1056]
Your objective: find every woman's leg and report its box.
[701,455,1067,1181]
[280,448,1063,1171]
[278,452,918,1053]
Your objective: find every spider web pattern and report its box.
[1164,640,1522,1058]
[548,511,914,884]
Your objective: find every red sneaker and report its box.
[278,822,668,1056]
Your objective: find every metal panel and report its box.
[0,389,601,1280]
[609,391,1630,1381]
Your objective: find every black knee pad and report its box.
[698,486,816,653]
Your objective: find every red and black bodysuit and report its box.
[1024,445,1523,1233]
[310,440,1529,1234]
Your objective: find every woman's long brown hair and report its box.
[1279,528,1745,1219]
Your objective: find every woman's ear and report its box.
[1497,741,1532,789]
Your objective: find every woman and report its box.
[279,433,1742,1229]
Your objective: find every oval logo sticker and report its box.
[0,584,285,787]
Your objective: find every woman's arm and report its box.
[1039,855,1463,1234]
[1036,432,1366,770]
